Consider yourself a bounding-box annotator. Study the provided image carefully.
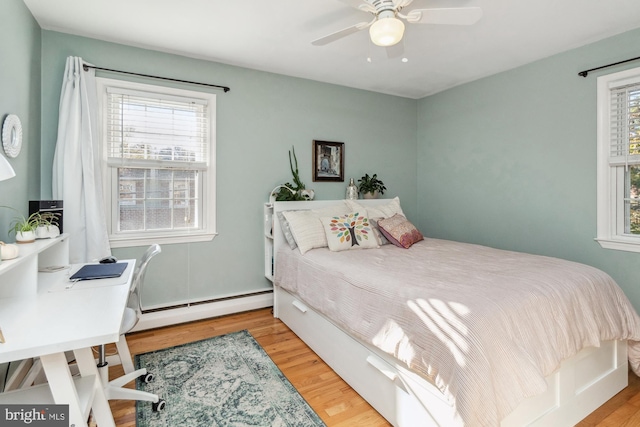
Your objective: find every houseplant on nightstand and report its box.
[358,173,386,199]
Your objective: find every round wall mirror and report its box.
[2,114,23,158]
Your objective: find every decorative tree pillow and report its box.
[377,214,424,249]
[320,211,379,252]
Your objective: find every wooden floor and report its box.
[108,308,640,427]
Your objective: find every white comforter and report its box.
[275,239,640,426]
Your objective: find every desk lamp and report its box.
[0,153,15,181]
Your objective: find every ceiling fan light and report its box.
[369,17,405,47]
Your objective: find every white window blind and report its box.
[106,87,209,170]
[608,82,640,167]
[97,78,217,248]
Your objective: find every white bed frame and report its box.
[271,200,629,427]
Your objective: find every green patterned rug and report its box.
[135,330,326,426]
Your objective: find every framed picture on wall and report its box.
[313,140,344,182]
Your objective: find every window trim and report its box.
[596,66,640,253]
[96,77,217,248]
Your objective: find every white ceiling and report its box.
[22,0,640,99]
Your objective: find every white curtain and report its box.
[52,56,111,263]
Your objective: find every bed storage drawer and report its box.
[502,339,627,427]
[275,286,456,427]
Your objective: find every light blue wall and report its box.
[0,0,41,243]
[8,0,640,314]
[417,28,640,311]
[39,31,418,307]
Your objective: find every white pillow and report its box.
[320,211,379,252]
[345,196,404,219]
[282,203,350,254]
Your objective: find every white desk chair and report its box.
[98,244,166,411]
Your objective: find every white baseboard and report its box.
[131,291,273,332]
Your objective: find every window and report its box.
[596,67,640,252]
[97,78,216,248]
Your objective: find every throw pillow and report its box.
[276,212,297,250]
[282,203,350,254]
[377,214,424,249]
[320,211,379,252]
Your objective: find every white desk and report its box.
[0,236,134,427]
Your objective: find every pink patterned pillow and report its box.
[377,214,424,249]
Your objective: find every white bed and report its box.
[270,199,640,427]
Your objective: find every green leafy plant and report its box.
[1,207,59,237]
[274,146,307,201]
[9,212,40,236]
[358,173,386,197]
[35,212,60,230]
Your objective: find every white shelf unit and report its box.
[0,234,118,427]
[0,235,69,298]
[0,235,70,392]
[264,203,274,282]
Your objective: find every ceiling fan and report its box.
[312,0,483,48]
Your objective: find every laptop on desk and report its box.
[69,262,128,281]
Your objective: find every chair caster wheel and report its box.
[152,399,166,412]
[141,372,154,383]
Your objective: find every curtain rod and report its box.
[82,64,230,92]
[578,55,640,78]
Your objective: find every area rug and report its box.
[135,330,326,427]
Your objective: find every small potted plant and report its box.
[9,211,41,243]
[1,207,60,243]
[35,212,60,239]
[358,173,386,199]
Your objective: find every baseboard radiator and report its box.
[132,289,273,332]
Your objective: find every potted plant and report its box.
[1,207,60,243]
[273,146,315,201]
[35,212,60,239]
[9,211,41,243]
[358,173,386,199]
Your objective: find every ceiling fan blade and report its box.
[338,0,377,14]
[386,39,405,58]
[405,7,483,25]
[393,0,416,9]
[311,21,371,46]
